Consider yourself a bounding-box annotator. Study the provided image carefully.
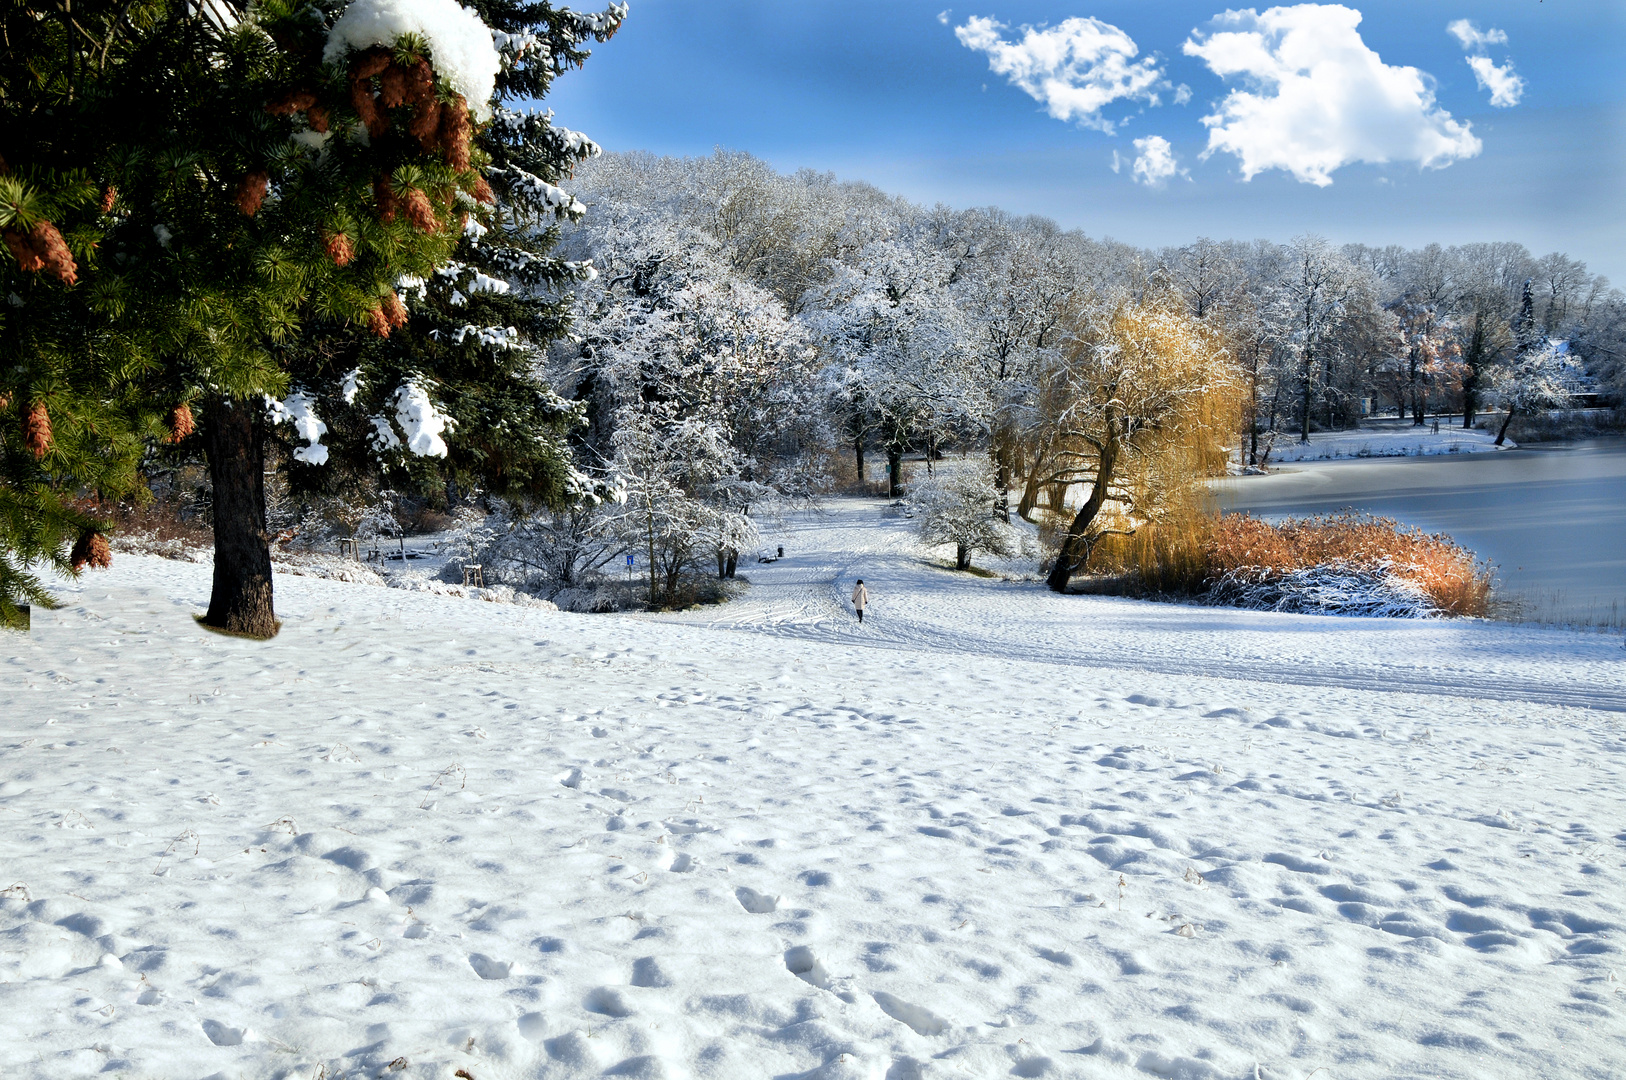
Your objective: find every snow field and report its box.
[2,520,1624,1079]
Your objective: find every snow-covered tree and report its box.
[1491,339,1579,445]
[908,465,1013,571]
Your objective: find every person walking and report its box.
[851,578,869,623]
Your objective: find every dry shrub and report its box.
[1208,512,1492,617]
[1087,499,1214,596]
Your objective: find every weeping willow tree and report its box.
[1027,296,1242,593]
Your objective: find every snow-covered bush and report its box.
[1205,562,1442,618]
[907,466,1013,571]
[1203,512,1492,617]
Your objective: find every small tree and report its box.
[1035,297,1240,593]
[1491,339,1577,445]
[908,466,1012,571]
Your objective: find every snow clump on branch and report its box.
[324,0,501,121]
[265,391,330,465]
[393,381,452,457]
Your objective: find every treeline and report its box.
[475,149,1618,601]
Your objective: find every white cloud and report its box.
[1173,83,1193,106]
[1447,18,1507,52]
[1130,135,1184,187]
[938,9,951,25]
[1465,54,1524,107]
[1182,4,1481,187]
[954,15,1166,133]
[1447,19,1523,108]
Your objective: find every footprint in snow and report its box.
[871,991,949,1036]
[784,945,833,990]
[201,1019,250,1046]
[735,886,780,914]
[584,985,633,1018]
[468,953,514,980]
[630,956,673,988]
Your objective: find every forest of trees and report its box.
[505,149,1621,598]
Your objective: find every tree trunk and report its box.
[1494,406,1516,446]
[887,449,902,499]
[202,396,279,638]
[725,552,737,579]
[993,446,1011,523]
[956,543,970,571]
[717,550,727,580]
[1046,433,1118,593]
[1298,347,1314,443]
[854,433,864,486]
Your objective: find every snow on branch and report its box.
[448,324,521,349]
[499,166,587,218]
[265,391,330,465]
[393,382,453,457]
[324,0,502,120]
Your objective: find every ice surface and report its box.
[2,501,1623,1078]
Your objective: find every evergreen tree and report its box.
[0,0,170,626]
[1,0,625,637]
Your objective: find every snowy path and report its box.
[3,512,1625,1080]
[659,501,1626,714]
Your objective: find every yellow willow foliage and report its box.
[1027,295,1243,581]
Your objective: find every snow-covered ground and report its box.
[1259,423,1507,463]
[4,500,1624,1080]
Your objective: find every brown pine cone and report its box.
[401,188,439,232]
[325,231,356,267]
[168,402,196,443]
[235,172,270,217]
[25,400,52,458]
[71,530,112,571]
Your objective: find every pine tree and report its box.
[266,2,623,517]
[1,0,625,636]
[0,0,170,627]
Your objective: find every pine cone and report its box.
[306,105,331,134]
[0,392,11,411]
[375,177,398,224]
[100,186,117,214]
[401,188,438,232]
[325,231,355,267]
[383,290,408,329]
[472,176,495,204]
[380,64,408,108]
[235,172,270,217]
[351,77,387,137]
[168,402,195,443]
[2,228,43,273]
[409,98,442,149]
[349,49,392,137]
[367,305,391,337]
[406,59,435,105]
[24,400,51,458]
[266,89,318,115]
[28,222,76,285]
[439,97,472,171]
[71,530,112,571]
[351,49,391,80]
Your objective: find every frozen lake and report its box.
[1219,438,1626,625]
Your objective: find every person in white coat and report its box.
[851,579,869,623]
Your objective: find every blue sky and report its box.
[548,2,1626,283]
